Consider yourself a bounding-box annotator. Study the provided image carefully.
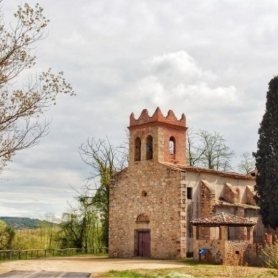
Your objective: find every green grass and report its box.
[103,271,195,278]
[98,258,276,278]
[104,270,158,277]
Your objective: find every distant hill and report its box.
[0,217,54,230]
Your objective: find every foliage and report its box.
[0,1,74,171]
[37,212,59,248]
[99,259,275,278]
[58,194,102,250]
[253,76,278,229]
[3,214,60,250]
[13,228,50,250]
[12,215,60,250]
[0,220,15,249]
[262,235,278,270]
[237,152,255,174]
[187,129,234,171]
[104,270,158,278]
[79,138,127,247]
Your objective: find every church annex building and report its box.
[108,108,264,261]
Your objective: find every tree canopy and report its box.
[0,2,74,171]
[0,220,14,249]
[254,75,278,229]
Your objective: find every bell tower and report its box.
[128,107,187,166]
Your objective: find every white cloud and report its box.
[104,51,244,124]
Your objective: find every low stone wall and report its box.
[193,239,225,264]
[225,241,263,266]
[224,241,249,265]
[194,240,263,266]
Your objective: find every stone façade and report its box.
[109,108,264,259]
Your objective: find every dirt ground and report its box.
[0,255,186,277]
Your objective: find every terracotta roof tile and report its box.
[159,162,255,180]
[191,212,256,227]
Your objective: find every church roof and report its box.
[159,162,255,180]
[191,212,256,227]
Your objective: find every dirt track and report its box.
[0,256,186,277]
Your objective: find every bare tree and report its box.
[187,128,205,166]
[238,152,255,174]
[187,129,234,171]
[0,2,74,171]
[79,138,127,247]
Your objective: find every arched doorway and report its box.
[135,214,150,257]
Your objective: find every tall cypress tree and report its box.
[254,76,278,229]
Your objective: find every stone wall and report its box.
[224,183,239,204]
[200,180,215,217]
[193,239,225,263]
[246,186,256,205]
[109,152,261,259]
[185,169,255,205]
[193,238,262,265]
[199,181,215,240]
[224,240,250,265]
[109,161,186,258]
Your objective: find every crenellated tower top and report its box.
[130,107,186,128]
[128,107,187,166]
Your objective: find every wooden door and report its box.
[138,231,150,257]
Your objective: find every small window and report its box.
[169,136,175,154]
[135,137,141,161]
[146,135,153,160]
[141,190,147,197]
[187,187,192,199]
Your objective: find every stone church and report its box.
[109,108,264,259]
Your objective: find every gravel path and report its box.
[0,256,186,277]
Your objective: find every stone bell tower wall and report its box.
[128,107,187,166]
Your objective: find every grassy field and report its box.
[99,258,277,278]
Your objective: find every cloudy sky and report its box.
[0,0,277,219]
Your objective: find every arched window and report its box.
[136,213,150,223]
[169,136,175,155]
[146,135,153,160]
[135,137,141,161]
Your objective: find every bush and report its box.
[262,235,278,269]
